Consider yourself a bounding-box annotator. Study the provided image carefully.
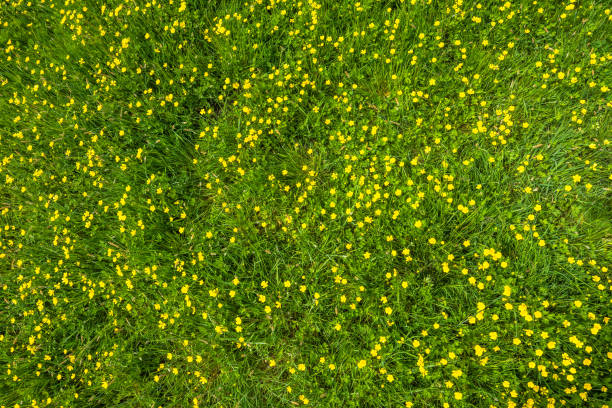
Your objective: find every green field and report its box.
[0,0,611,407]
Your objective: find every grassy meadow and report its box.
[0,0,611,407]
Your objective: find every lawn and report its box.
[0,0,610,407]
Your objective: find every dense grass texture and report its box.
[0,0,611,407]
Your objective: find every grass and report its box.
[0,0,611,407]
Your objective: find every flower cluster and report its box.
[0,0,610,407]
